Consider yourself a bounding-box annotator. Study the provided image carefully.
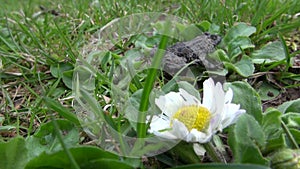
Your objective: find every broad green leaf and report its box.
[25,146,119,169]
[278,98,300,114]
[228,114,268,165]
[224,55,254,77]
[263,134,286,155]
[43,97,80,125]
[222,23,256,46]
[290,128,300,144]
[170,163,270,169]
[251,41,285,64]
[62,69,74,89]
[212,49,230,62]
[26,119,79,159]
[262,109,282,139]
[225,81,263,124]
[81,159,134,169]
[50,62,74,89]
[196,20,211,32]
[262,109,285,153]
[50,62,73,78]
[227,36,254,60]
[0,137,28,169]
[281,112,300,129]
[281,112,300,148]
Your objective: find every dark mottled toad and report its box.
[150,32,222,74]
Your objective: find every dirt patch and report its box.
[262,86,300,111]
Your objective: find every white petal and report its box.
[155,92,185,117]
[209,82,225,130]
[209,115,222,132]
[149,115,170,133]
[178,88,200,105]
[148,115,179,140]
[187,129,212,143]
[219,104,246,130]
[224,88,233,104]
[202,78,215,111]
[171,119,189,140]
[213,82,225,115]
[152,130,178,140]
[193,144,206,156]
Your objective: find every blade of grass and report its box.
[251,0,269,27]
[1,87,20,136]
[255,19,300,41]
[126,59,143,90]
[137,34,169,138]
[261,4,290,31]
[43,97,80,126]
[16,19,48,54]
[51,117,80,169]
[278,33,291,72]
[53,21,76,63]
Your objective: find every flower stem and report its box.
[203,142,224,163]
[281,120,299,149]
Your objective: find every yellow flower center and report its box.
[172,105,211,131]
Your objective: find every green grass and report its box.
[0,0,300,168]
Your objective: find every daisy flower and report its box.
[148,78,246,143]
